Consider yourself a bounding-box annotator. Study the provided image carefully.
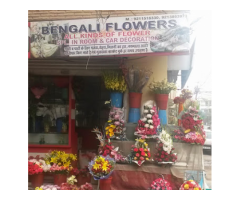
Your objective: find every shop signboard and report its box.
[29,13,190,58]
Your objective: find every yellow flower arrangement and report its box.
[45,150,77,168]
[102,70,127,93]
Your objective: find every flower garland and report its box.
[135,105,160,137]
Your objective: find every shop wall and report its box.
[28,10,189,21]
[124,56,168,121]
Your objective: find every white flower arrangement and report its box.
[145,124,150,128]
[67,175,77,185]
[148,105,153,109]
[144,110,149,113]
[149,125,154,129]
[159,130,173,154]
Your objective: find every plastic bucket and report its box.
[129,92,142,108]
[155,94,169,110]
[110,92,123,108]
[128,108,140,123]
[54,174,67,186]
[158,110,167,125]
[31,173,44,188]
[99,176,113,190]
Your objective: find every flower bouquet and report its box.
[102,70,127,93]
[174,100,206,145]
[45,150,77,186]
[180,179,202,190]
[88,155,115,180]
[150,175,172,190]
[29,155,51,172]
[154,130,177,164]
[173,89,193,104]
[60,175,81,190]
[106,107,126,139]
[93,127,128,163]
[131,138,151,166]
[148,79,177,94]
[134,104,161,138]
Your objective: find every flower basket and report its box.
[77,175,91,186]
[155,94,169,110]
[30,87,47,99]
[31,173,44,188]
[99,176,113,190]
[129,92,142,108]
[54,174,67,186]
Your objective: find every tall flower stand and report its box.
[99,176,113,190]
[156,94,169,125]
[110,92,123,108]
[128,92,142,123]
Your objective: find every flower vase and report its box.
[110,92,123,108]
[99,176,113,190]
[54,174,67,186]
[31,173,44,188]
[77,175,92,186]
[178,102,184,126]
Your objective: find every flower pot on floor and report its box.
[54,174,67,186]
[99,176,113,190]
[31,173,44,188]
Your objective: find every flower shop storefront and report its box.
[28,13,206,190]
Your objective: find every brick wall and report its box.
[28,10,189,21]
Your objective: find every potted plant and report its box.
[88,155,116,190]
[72,166,91,186]
[102,70,127,108]
[45,150,77,186]
[149,79,177,110]
[28,161,44,188]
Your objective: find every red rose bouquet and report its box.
[154,130,177,164]
[28,161,43,175]
[150,175,172,190]
[135,104,161,138]
[154,143,177,163]
[174,129,206,145]
[131,138,151,166]
[180,179,201,190]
